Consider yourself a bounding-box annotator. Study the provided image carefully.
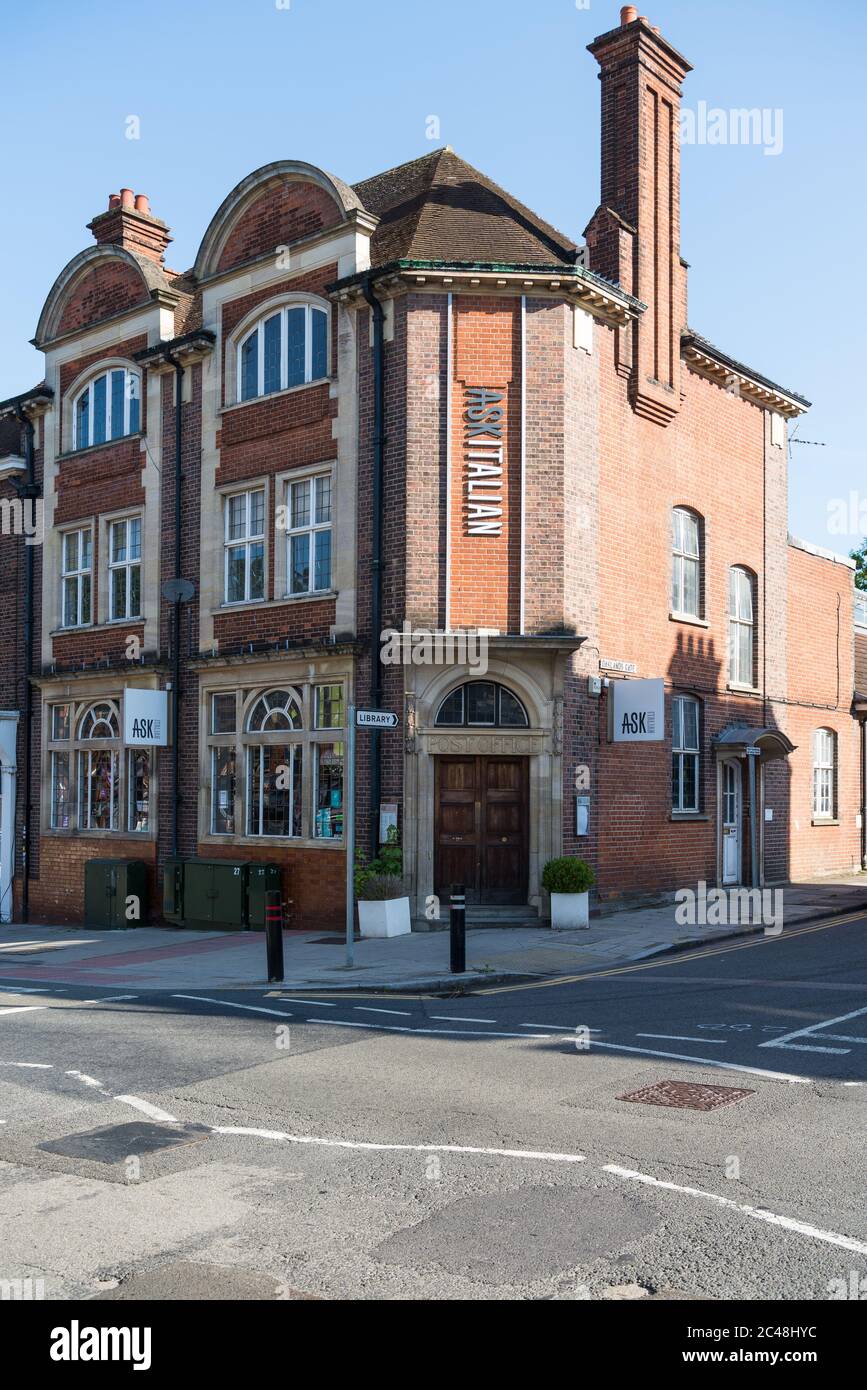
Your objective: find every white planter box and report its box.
[550,891,589,930]
[357,896,412,938]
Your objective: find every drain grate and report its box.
[39,1121,209,1164]
[617,1079,754,1111]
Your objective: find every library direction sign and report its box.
[356,709,400,729]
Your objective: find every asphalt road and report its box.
[0,912,865,1301]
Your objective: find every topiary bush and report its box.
[541,857,595,895]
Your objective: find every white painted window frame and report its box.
[672,507,701,619]
[672,694,700,813]
[72,367,141,451]
[728,566,755,687]
[812,728,837,819]
[107,515,142,622]
[285,471,333,596]
[223,487,266,604]
[60,526,93,629]
[236,303,329,402]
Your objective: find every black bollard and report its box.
[450,883,466,974]
[265,889,285,984]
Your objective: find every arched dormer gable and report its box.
[34,245,175,348]
[194,160,369,281]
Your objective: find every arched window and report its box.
[237,303,329,402]
[672,694,700,812]
[77,701,121,830]
[245,689,304,837]
[729,567,755,687]
[671,507,702,618]
[812,728,837,820]
[435,682,529,728]
[73,367,141,450]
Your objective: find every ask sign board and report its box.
[124,689,169,746]
[610,678,665,742]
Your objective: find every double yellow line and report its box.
[475,909,866,995]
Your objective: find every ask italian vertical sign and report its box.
[464,386,504,534]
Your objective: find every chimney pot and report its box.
[134,193,150,215]
[108,193,121,210]
[620,5,638,21]
[119,188,134,209]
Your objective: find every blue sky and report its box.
[2,0,862,551]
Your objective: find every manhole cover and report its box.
[617,1079,754,1111]
[39,1121,209,1164]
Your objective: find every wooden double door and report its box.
[434,756,529,905]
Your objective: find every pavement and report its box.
[0,910,865,1301]
[1,873,866,994]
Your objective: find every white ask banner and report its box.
[124,689,169,746]
[610,678,665,742]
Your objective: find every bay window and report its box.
[46,698,154,835]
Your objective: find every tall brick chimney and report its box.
[585,8,692,426]
[87,189,172,265]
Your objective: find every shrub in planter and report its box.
[356,863,411,939]
[541,857,595,929]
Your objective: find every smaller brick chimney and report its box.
[87,190,172,264]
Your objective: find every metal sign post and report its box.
[344,707,401,968]
[345,707,357,967]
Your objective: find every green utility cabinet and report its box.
[182,859,248,929]
[246,863,283,930]
[84,859,149,929]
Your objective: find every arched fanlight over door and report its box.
[435,681,529,728]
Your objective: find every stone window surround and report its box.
[197,662,353,850]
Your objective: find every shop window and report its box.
[45,699,153,835]
[435,682,529,728]
[247,745,303,838]
[671,508,702,618]
[672,695,700,813]
[314,742,344,839]
[237,303,329,402]
[72,367,140,450]
[812,728,837,819]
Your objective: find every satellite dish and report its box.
[161,578,195,603]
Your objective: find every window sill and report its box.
[215,592,336,616]
[57,433,144,463]
[279,589,337,605]
[811,817,839,827]
[726,683,761,696]
[669,612,709,628]
[670,812,711,822]
[199,833,343,850]
[42,828,155,840]
[219,378,332,415]
[52,619,143,638]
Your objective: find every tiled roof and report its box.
[354,148,580,269]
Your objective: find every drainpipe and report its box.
[361,279,385,859]
[165,354,184,859]
[13,406,37,923]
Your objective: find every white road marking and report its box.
[96,995,138,1003]
[604,1165,867,1257]
[430,1015,495,1024]
[759,1003,867,1051]
[0,1062,52,1069]
[65,1070,108,1092]
[817,1033,867,1045]
[355,1007,412,1017]
[115,1095,178,1123]
[766,1042,850,1055]
[0,987,67,995]
[590,1038,811,1083]
[520,1023,584,1031]
[636,1033,727,1045]
[213,1127,585,1164]
[310,1018,550,1040]
[267,997,335,1007]
[0,1005,48,1017]
[172,994,292,1018]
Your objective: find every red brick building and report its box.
[1,7,864,929]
